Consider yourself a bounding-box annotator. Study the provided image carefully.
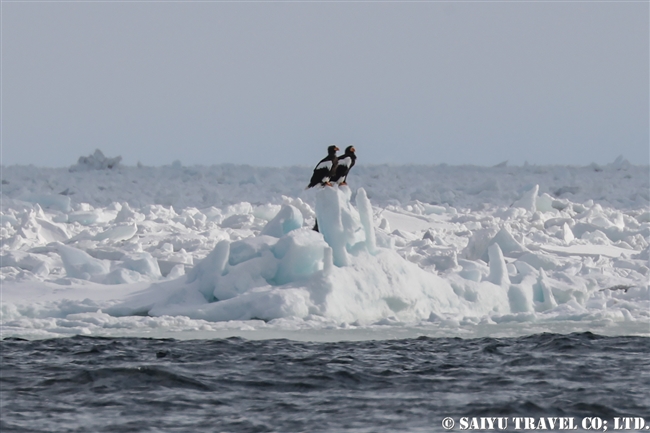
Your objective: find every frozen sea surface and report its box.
[1,156,649,340]
[2,332,649,433]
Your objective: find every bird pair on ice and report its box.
[307,145,357,189]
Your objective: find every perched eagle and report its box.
[307,145,339,188]
[331,146,356,185]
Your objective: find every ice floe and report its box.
[1,156,648,339]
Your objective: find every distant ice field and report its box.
[1,154,648,340]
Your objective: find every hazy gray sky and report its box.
[3,1,648,167]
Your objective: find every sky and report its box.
[2,1,648,168]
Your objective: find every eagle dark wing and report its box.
[307,157,338,188]
[331,156,351,184]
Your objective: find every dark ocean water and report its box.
[1,332,649,433]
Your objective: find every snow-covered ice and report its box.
[1,154,648,340]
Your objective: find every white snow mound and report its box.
[106,187,508,324]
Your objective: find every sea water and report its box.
[2,332,648,433]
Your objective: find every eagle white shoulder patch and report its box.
[316,160,333,170]
[338,157,351,167]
